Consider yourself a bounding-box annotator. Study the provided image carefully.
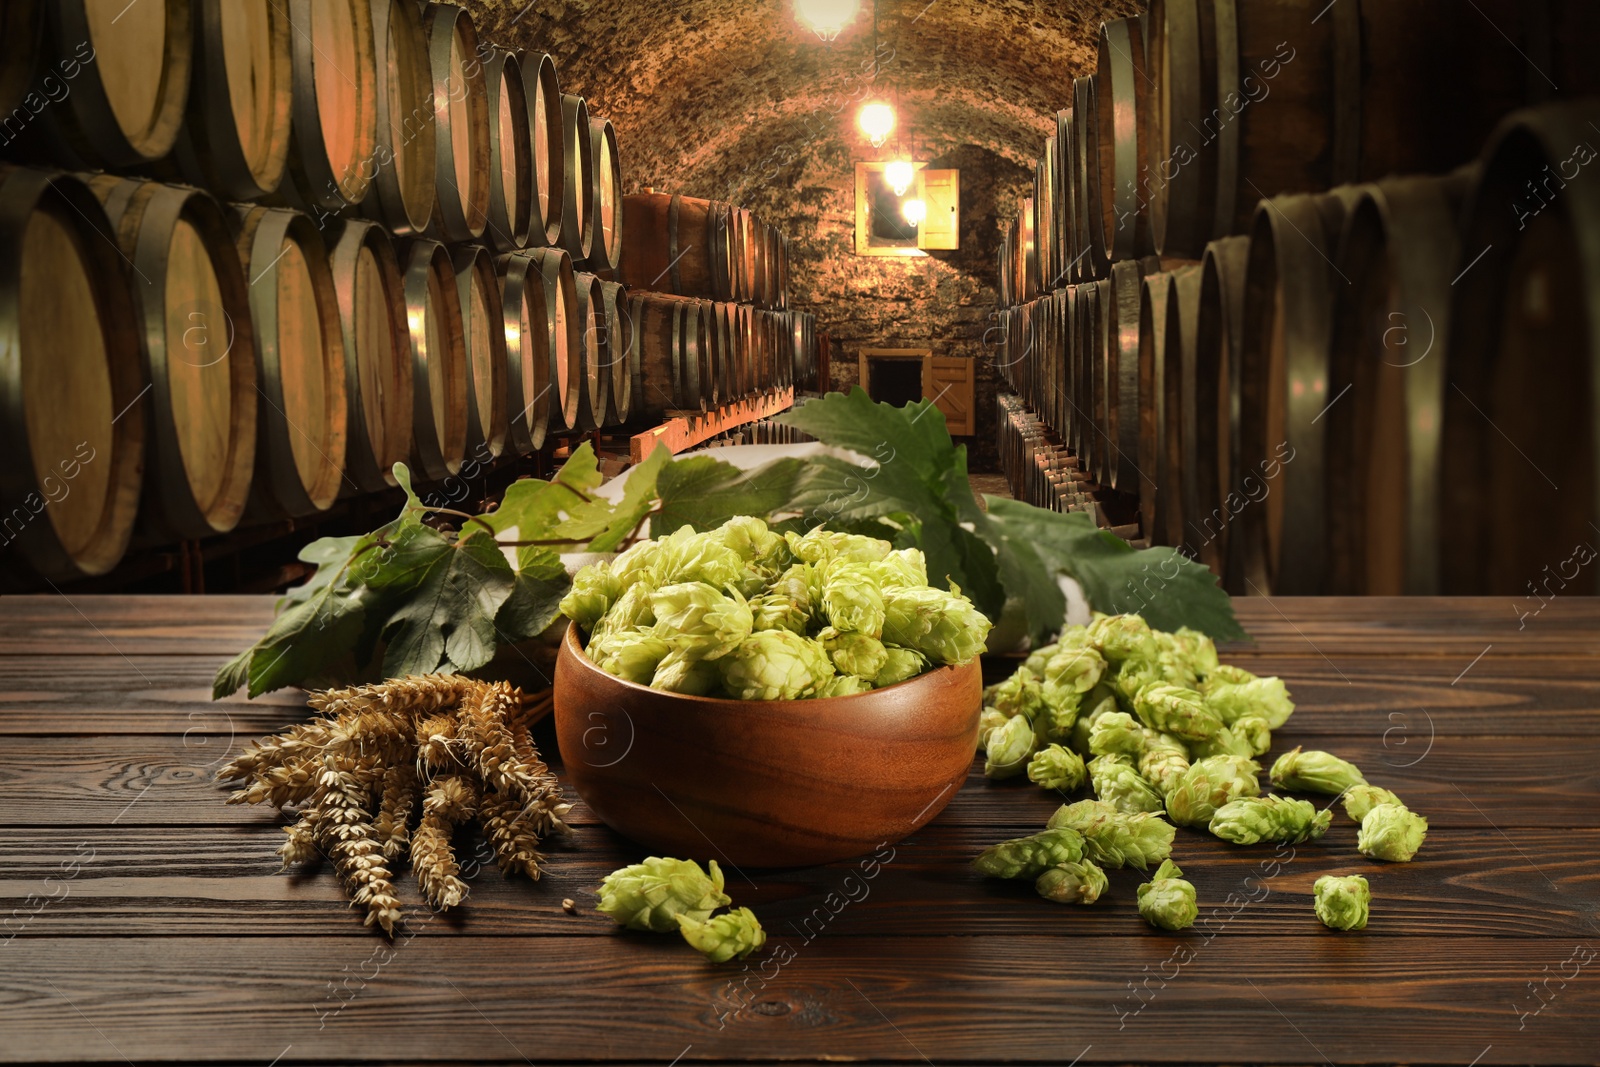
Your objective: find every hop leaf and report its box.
[650,582,753,661]
[1137,859,1198,931]
[984,713,1038,779]
[1134,683,1224,742]
[1028,744,1087,791]
[1035,860,1109,904]
[1165,755,1261,828]
[1269,746,1366,795]
[677,906,767,963]
[718,630,835,700]
[1357,803,1428,862]
[1313,874,1370,931]
[881,585,992,664]
[597,857,731,932]
[1209,796,1332,845]
[1342,784,1405,823]
[972,827,1087,879]
[1047,799,1176,871]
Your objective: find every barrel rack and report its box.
[628,388,795,463]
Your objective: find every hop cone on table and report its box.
[1203,675,1295,729]
[1089,754,1166,814]
[984,713,1038,779]
[1087,613,1159,664]
[978,707,1008,749]
[678,906,767,963]
[1269,746,1366,795]
[1313,874,1371,931]
[1087,710,1146,758]
[1137,859,1199,931]
[651,581,753,661]
[718,629,835,700]
[1342,784,1405,822]
[597,857,732,933]
[1230,714,1274,757]
[1048,799,1176,870]
[1036,680,1083,743]
[1209,795,1332,845]
[984,667,1048,721]
[1137,730,1193,795]
[1024,641,1060,676]
[881,584,992,664]
[1036,860,1109,904]
[1168,626,1221,679]
[1188,723,1257,760]
[1165,755,1261,828]
[972,827,1087,879]
[1134,683,1224,742]
[1043,645,1107,693]
[1028,744,1087,792]
[1357,803,1428,862]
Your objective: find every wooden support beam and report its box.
[628,387,796,463]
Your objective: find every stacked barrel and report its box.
[0,0,641,583]
[620,192,821,415]
[997,1,1600,597]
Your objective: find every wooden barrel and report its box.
[358,0,435,235]
[1193,235,1251,583]
[1108,259,1148,493]
[1322,175,1467,596]
[1139,272,1174,541]
[90,176,258,537]
[0,168,144,579]
[1090,278,1113,486]
[620,194,735,301]
[775,232,790,310]
[1052,109,1075,285]
[400,239,467,480]
[733,209,757,304]
[1442,101,1600,594]
[1236,188,1362,595]
[752,221,771,308]
[630,293,707,419]
[0,2,43,122]
[519,52,565,248]
[1034,141,1057,291]
[1073,284,1096,468]
[483,48,532,250]
[424,2,489,242]
[572,271,611,429]
[600,280,633,422]
[236,206,346,516]
[26,0,193,168]
[1071,75,1109,281]
[279,0,377,212]
[497,251,551,454]
[998,226,1014,308]
[329,220,411,493]
[1094,16,1154,262]
[522,246,581,431]
[168,0,293,201]
[1019,197,1040,301]
[559,94,595,265]
[588,118,624,274]
[1165,265,1205,554]
[453,244,507,459]
[711,300,739,403]
[1147,0,1535,258]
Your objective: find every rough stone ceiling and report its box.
[474,0,1141,199]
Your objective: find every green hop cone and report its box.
[1209,795,1332,845]
[590,580,658,643]
[819,560,887,636]
[1269,746,1366,795]
[1203,676,1295,729]
[1137,730,1193,795]
[749,591,810,634]
[677,906,767,963]
[1089,754,1166,814]
[1202,663,1257,687]
[648,526,745,589]
[1037,681,1083,743]
[1087,613,1159,664]
[1113,659,1164,713]
[977,707,1008,749]
[784,527,892,566]
[881,585,991,665]
[597,857,731,932]
[818,626,889,679]
[1231,715,1274,757]
[1313,874,1370,931]
[874,644,928,687]
[714,516,786,566]
[610,539,662,592]
[972,827,1087,879]
[1028,744,1087,791]
[816,673,873,697]
[1137,859,1199,931]
[1357,803,1428,862]
[1088,710,1145,758]
[1342,784,1405,823]
[1043,645,1108,692]
[1134,683,1224,742]
[1068,692,1119,757]
[651,582,753,661]
[718,630,835,700]
[1023,641,1059,676]
[1036,860,1109,904]
[871,547,929,588]
[561,560,621,630]
[1188,723,1257,760]
[1165,755,1261,828]
[588,628,671,685]
[984,667,1047,720]
[650,648,720,695]
[1170,626,1221,678]
[984,713,1038,779]
[1047,799,1176,871]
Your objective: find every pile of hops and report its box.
[218,675,571,934]
[562,517,992,700]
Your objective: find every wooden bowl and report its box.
[553,625,982,867]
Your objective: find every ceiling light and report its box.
[901,197,926,226]
[794,0,860,42]
[885,159,915,196]
[858,101,895,148]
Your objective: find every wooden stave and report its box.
[166,0,293,202]
[1072,75,1109,281]
[1166,264,1205,555]
[359,0,436,235]
[587,117,624,275]
[517,51,564,249]
[628,292,698,419]
[1094,15,1154,262]
[0,167,146,579]
[236,205,348,517]
[1193,234,1252,586]
[277,0,378,213]
[1441,100,1600,595]
[1107,258,1146,492]
[452,244,508,459]
[423,2,490,242]
[523,246,581,432]
[495,250,552,455]
[91,175,259,538]
[599,280,633,423]
[482,47,532,251]
[1139,271,1173,542]
[1034,145,1055,292]
[558,94,595,265]
[328,219,412,494]
[399,238,468,481]
[571,270,611,429]
[1092,278,1115,486]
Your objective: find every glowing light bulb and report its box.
[901,197,926,226]
[885,159,915,197]
[858,101,895,148]
[794,0,860,42]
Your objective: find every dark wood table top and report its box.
[1,595,1596,1065]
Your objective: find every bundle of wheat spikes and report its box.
[217,675,570,934]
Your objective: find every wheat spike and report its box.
[412,775,478,909]
[478,790,547,879]
[373,764,421,861]
[317,755,403,934]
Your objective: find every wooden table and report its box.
[1,595,1596,1065]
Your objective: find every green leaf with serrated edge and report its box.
[277,534,366,612]
[375,527,518,676]
[654,453,809,532]
[554,440,603,493]
[393,461,424,512]
[244,584,371,698]
[549,443,672,551]
[496,570,570,643]
[212,647,253,700]
[983,498,1245,641]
